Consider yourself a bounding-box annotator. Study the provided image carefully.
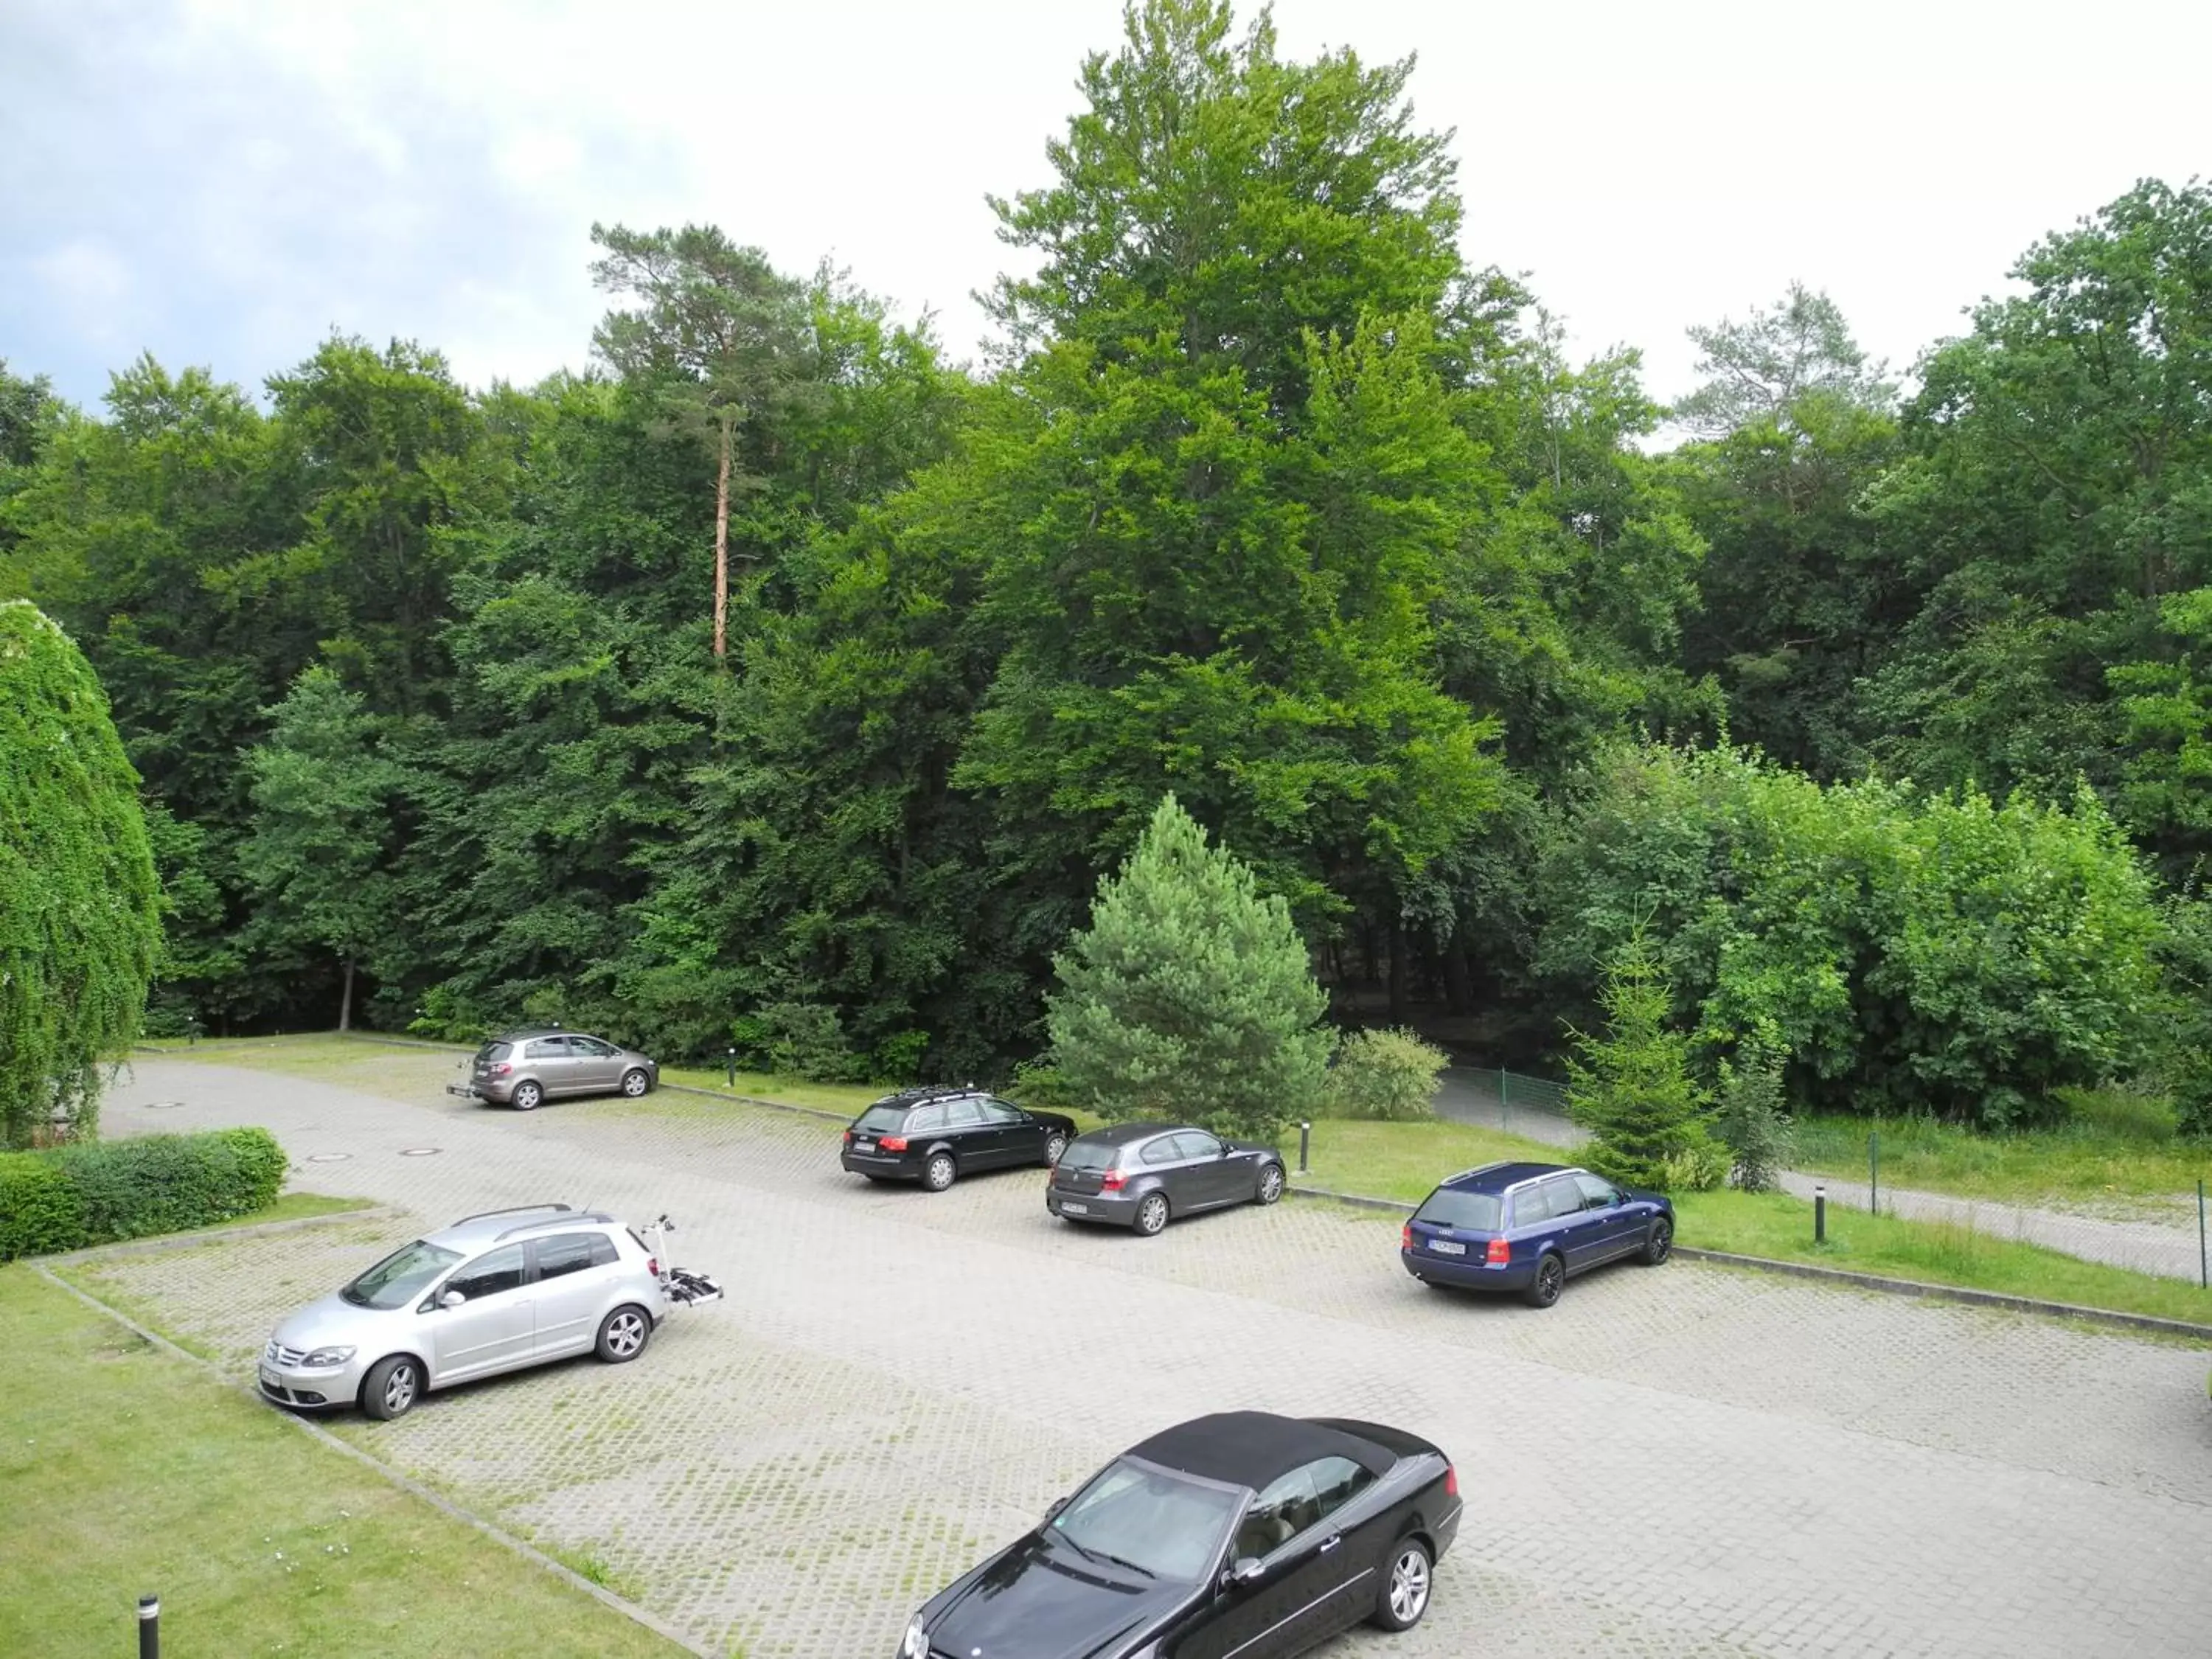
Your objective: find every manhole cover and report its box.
[142,1100,186,1110]
[399,1147,441,1157]
[305,1152,352,1164]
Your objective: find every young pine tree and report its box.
[1046,795,1332,1140]
[1565,929,1725,1192]
[1714,1051,1793,1192]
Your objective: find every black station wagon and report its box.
[839,1086,1077,1192]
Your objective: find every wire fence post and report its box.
[1869,1131,1880,1216]
[1500,1068,1512,1134]
[2199,1178,2208,1290]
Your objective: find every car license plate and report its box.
[259,1366,282,1388]
[853,1139,874,1152]
[1429,1239,1467,1256]
[1061,1201,1088,1214]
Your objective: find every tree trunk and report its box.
[1386,921,1408,1024]
[1441,931,1475,1015]
[338,958,355,1033]
[712,420,731,658]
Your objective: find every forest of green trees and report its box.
[4,1,2210,1133]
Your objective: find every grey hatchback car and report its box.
[1047,1122,1287,1236]
[451,1029,658,1111]
[258,1204,667,1419]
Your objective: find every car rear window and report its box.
[476,1042,512,1063]
[855,1105,908,1133]
[1413,1189,1503,1231]
[1057,1138,1117,1173]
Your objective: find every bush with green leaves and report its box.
[1543,742,2166,1128]
[0,1127,288,1259]
[752,1001,863,1082]
[1714,1054,1793,1192]
[1565,929,1723,1192]
[1046,795,1332,1141]
[1326,1028,1448,1121]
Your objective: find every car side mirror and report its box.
[1225,1557,1264,1589]
[1220,1145,1234,1158]
[439,1289,466,1310]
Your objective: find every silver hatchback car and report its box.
[259,1204,667,1419]
[450,1029,660,1111]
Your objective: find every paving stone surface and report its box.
[71,1053,2212,1659]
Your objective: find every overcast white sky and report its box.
[4,0,2208,413]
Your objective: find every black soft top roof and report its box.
[1127,1411,1395,1490]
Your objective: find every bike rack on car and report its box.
[641,1213,724,1307]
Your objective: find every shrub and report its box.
[1714,1056,1793,1192]
[756,1001,862,1082]
[869,1030,931,1085]
[1326,1029,1448,1121]
[0,1127,287,1259]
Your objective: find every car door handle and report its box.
[1318,1534,1341,1554]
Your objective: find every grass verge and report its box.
[1289,1113,2212,1329]
[1789,1109,2212,1208]
[0,1268,684,1659]
[165,1191,379,1239]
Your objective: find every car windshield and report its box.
[1048,1459,1239,1583]
[1414,1189,1504,1231]
[854,1106,908,1133]
[341,1239,465,1309]
[1057,1139,1116,1173]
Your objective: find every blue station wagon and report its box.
[1399,1161,1674,1309]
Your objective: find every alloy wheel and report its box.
[383,1361,418,1416]
[1136,1194,1169,1236]
[1388,1545,1431,1623]
[622,1069,650,1098]
[1258,1164,1284,1204]
[1045,1132,1068,1165]
[605,1310,647,1357]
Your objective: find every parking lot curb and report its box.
[1287,1183,2212,1341]
[657,1079,851,1123]
[31,1265,718,1659]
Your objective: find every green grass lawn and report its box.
[0,1267,685,1659]
[1788,1102,2212,1208]
[1281,1113,2212,1329]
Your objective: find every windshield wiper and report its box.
[1089,1548,1156,1579]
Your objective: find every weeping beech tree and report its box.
[0,601,161,1146]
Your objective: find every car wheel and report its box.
[1256,1161,1285,1205]
[1638,1217,1674,1265]
[1043,1130,1068,1166]
[923,1152,958,1192]
[1371,1537,1433,1630]
[596,1305,652,1363]
[1134,1192,1170,1237]
[619,1068,651,1099]
[1524,1251,1565,1309]
[511,1079,543,1111]
[360,1354,422,1421]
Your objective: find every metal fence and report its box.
[1433,1065,1581,1148]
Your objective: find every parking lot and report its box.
[74,1051,2212,1658]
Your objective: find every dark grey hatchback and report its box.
[1047,1121,1287,1236]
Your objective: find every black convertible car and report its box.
[894,1411,1460,1659]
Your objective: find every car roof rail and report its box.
[453,1203,571,1226]
[1444,1161,1510,1185]
[493,1211,616,1242]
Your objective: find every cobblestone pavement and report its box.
[79,1057,2212,1659]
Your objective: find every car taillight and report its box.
[491,1062,511,1077]
[879,1135,908,1152]
[647,1256,659,1278]
[1400,1223,1412,1250]
[841,1129,852,1144]
[1444,1464,1458,1498]
[1099,1169,1127,1192]
[1485,1237,1510,1265]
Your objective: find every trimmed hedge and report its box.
[0,1127,288,1260]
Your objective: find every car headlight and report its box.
[301,1346,356,1368]
[898,1616,929,1659]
